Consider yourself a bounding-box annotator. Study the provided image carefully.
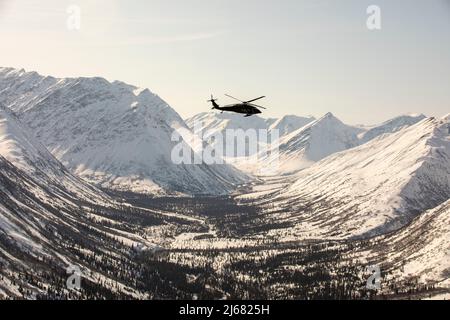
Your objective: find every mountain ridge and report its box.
[241,115,450,239]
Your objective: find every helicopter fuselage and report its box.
[216,103,262,116]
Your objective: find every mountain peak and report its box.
[135,87,153,97]
[315,112,341,124]
[311,112,348,128]
[267,112,360,173]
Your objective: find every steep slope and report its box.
[0,106,137,297]
[0,106,144,250]
[0,67,247,195]
[262,113,361,174]
[359,114,427,144]
[252,115,450,239]
[0,105,109,204]
[0,106,208,298]
[369,199,450,288]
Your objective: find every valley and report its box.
[0,68,448,300]
[4,190,447,300]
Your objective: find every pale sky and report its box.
[0,0,449,124]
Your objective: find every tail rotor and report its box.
[207,95,219,109]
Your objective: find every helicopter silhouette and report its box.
[208,94,266,117]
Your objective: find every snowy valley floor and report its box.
[125,193,450,300]
[2,189,447,300]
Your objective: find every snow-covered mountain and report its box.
[368,199,450,288]
[185,112,279,175]
[0,106,207,298]
[0,105,115,255]
[0,67,247,195]
[255,113,428,175]
[186,111,427,176]
[186,112,276,156]
[186,112,316,175]
[261,112,361,174]
[250,115,450,239]
[359,114,427,144]
[0,105,110,205]
[186,112,314,142]
[268,115,315,136]
[1,94,448,299]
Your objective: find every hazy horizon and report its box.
[1,0,449,124]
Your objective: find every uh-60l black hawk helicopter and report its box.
[208,94,266,117]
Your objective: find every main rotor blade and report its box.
[251,104,267,109]
[245,96,266,103]
[225,94,244,103]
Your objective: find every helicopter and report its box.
[208,94,266,117]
